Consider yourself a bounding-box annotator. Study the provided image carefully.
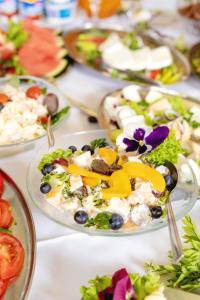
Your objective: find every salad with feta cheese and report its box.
[102,84,200,186]
[80,268,166,300]
[75,29,185,85]
[37,126,188,232]
[0,77,70,145]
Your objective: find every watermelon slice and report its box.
[17,20,68,77]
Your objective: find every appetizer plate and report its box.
[27,130,198,236]
[0,75,70,156]
[189,42,200,80]
[64,27,190,85]
[0,169,36,300]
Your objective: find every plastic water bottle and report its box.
[45,0,77,24]
[0,0,17,17]
[18,0,44,19]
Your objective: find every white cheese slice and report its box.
[145,90,163,104]
[128,46,152,71]
[99,33,122,52]
[70,175,83,192]
[131,204,152,226]
[122,85,141,102]
[104,95,121,119]
[121,115,145,128]
[147,46,173,70]
[117,106,135,123]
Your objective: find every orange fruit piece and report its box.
[67,164,110,181]
[0,93,8,104]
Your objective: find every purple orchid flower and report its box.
[98,268,135,300]
[123,126,169,154]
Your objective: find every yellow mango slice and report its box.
[123,162,166,193]
[102,170,131,200]
[47,187,61,199]
[82,177,100,187]
[68,164,110,181]
[98,148,117,165]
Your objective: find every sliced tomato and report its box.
[0,200,13,229]
[0,94,8,104]
[0,233,24,280]
[0,49,13,60]
[87,37,106,45]
[148,69,161,80]
[0,175,4,198]
[39,116,48,124]
[0,279,9,299]
[26,86,42,99]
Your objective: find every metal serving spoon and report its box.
[164,160,183,263]
[43,93,59,148]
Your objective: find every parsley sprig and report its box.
[146,216,200,292]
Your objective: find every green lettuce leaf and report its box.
[144,130,184,166]
[80,276,111,300]
[38,149,72,171]
[51,106,70,125]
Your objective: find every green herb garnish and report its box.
[146,215,200,292]
[81,276,112,300]
[38,149,72,171]
[90,138,107,151]
[144,130,184,166]
[7,20,28,49]
[51,106,70,125]
[42,172,69,187]
[123,32,141,50]
[0,227,12,234]
[85,212,112,230]
[167,95,188,117]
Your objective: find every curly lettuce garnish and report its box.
[81,268,163,300]
[38,149,72,171]
[167,95,188,117]
[146,216,200,292]
[144,130,184,166]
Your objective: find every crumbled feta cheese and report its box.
[105,197,130,222]
[116,134,127,151]
[61,197,80,213]
[129,182,157,206]
[121,115,145,128]
[144,287,166,300]
[73,151,91,168]
[104,95,121,119]
[150,98,172,112]
[54,164,67,174]
[70,175,83,192]
[131,204,152,226]
[117,106,135,122]
[128,156,142,163]
[122,85,141,102]
[190,106,200,123]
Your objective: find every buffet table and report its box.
[1,15,200,300]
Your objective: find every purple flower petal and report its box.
[112,269,135,300]
[138,144,147,154]
[145,126,169,150]
[133,128,145,141]
[123,138,139,152]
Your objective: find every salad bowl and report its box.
[27,130,198,236]
[64,27,190,85]
[0,169,36,300]
[0,75,70,157]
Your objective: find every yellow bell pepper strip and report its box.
[82,177,101,187]
[98,148,117,165]
[123,162,166,193]
[67,164,110,181]
[102,170,131,200]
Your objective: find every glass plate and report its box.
[0,169,36,300]
[27,130,198,236]
[0,76,70,157]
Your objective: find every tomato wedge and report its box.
[0,175,4,198]
[0,233,24,280]
[0,279,9,299]
[26,86,42,99]
[0,94,8,104]
[0,200,13,229]
[148,69,160,80]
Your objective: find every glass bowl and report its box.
[0,169,36,300]
[0,75,70,157]
[27,130,198,236]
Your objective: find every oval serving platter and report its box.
[64,27,190,85]
[0,169,36,300]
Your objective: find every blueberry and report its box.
[164,175,176,191]
[0,103,4,112]
[74,210,88,224]
[81,144,94,154]
[104,292,113,300]
[42,163,55,175]
[88,116,98,123]
[109,213,124,230]
[68,145,77,153]
[40,183,51,194]
[150,206,163,219]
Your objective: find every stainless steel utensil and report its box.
[164,161,183,263]
[44,94,59,148]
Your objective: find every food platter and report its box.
[0,169,36,300]
[27,129,198,236]
[64,27,190,85]
[0,20,68,78]
[189,42,200,79]
[0,75,70,156]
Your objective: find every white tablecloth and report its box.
[1,12,200,300]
